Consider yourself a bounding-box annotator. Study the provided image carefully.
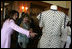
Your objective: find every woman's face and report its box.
[23,17,29,23]
[13,13,18,20]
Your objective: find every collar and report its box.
[50,9,57,11]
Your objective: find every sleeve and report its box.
[69,27,71,34]
[10,20,30,38]
[68,27,71,35]
[37,13,44,27]
[61,15,70,42]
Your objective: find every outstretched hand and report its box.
[29,31,37,38]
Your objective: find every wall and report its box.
[12,1,30,18]
[42,1,67,8]
[66,1,71,20]
[42,1,71,21]
[4,1,71,20]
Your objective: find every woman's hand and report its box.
[29,31,37,38]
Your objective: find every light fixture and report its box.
[22,6,24,9]
[1,8,3,11]
[26,7,28,10]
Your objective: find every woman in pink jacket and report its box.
[1,10,37,48]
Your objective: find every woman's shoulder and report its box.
[9,19,15,23]
[6,19,15,25]
[4,19,13,23]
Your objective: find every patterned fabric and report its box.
[18,23,30,48]
[37,10,69,48]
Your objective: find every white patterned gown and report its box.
[37,10,69,48]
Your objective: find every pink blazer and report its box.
[1,19,29,48]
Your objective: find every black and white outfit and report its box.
[37,9,69,48]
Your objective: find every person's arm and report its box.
[68,27,71,35]
[37,13,44,28]
[10,20,37,38]
[10,20,30,37]
[69,27,71,33]
[61,15,70,42]
[60,15,69,48]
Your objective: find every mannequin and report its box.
[50,5,66,48]
[50,5,57,10]
[37,4,69,48]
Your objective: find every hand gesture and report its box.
[29,31,37,38]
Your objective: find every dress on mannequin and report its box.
[37,5,69,48]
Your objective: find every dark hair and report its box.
[24,13,29,18]
[21,13,30,21]
[21,12,26,18]
[9,10,19,19]
[3,10,19,22]
[16,11,19,19]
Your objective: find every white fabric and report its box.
[37,10,69,48]
[65,26,71,48]
[67,26,71,36]
[65,36,71,48]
